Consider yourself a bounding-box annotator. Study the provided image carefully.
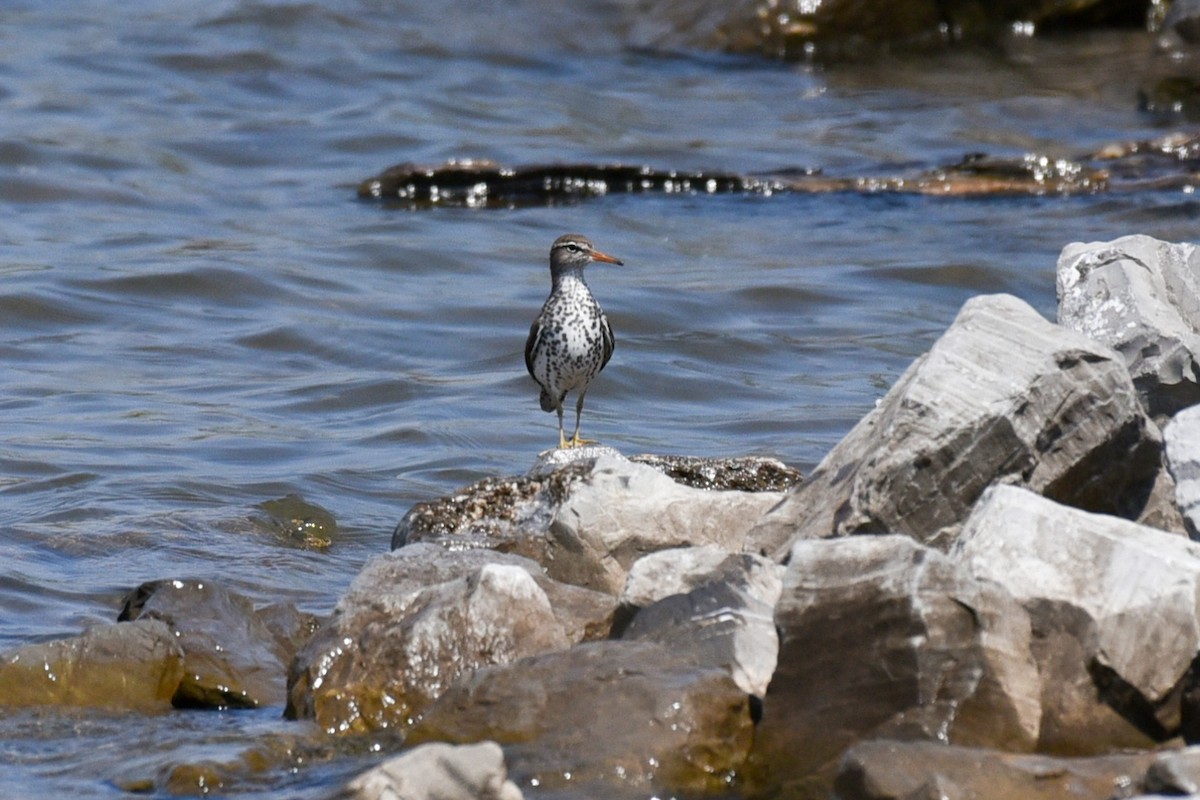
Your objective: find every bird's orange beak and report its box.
[590,249,623,266]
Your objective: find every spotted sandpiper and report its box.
[524,234,622,449]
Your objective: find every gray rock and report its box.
[340,741,523,800]
[119,578,316,709]
[753,535,1041,796]
[1166,405,1200,539]
[834,739,1157,800]
[748,293,1170,554]
[618,546,782,696]
[286,544,614,735]
[1057,235,1200,420]
[956,484,1200,737]
[0,619,183,713]
[406,639,753,797]
[545,454,785,593]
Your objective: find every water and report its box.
[0,1,1194,795]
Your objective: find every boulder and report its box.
[956,485,1200,739]
[834,739,1159,800]
[286,544,615,735]
[544,455,785,593]
[0,619,183,713]
[339,741,522,800]
[1057,235,1200,420]
[399,452,786,595]
[617,545,783,696]
[748,293,1171,554]
[407,639,753,797]
[1165,404,1200,539]
[753,535,1041,796]
[119,578,317,709]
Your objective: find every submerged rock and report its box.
[749,293,1172,554]
[752,535,1040,796]
[0,619,183,713]
[1057,235,1200,421]
[286,544,615,735]
[118,578,318,709]
[253,493,339,549]
[339,741,522,800]
[406,639,753,797]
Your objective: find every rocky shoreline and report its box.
[5,234,1200,799]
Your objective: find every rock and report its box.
[1144,748,1200,794]
[286,544,615,735]
[748,293,1170,554]
[956,484,1200,739]
[1057,235,1200,420]
[617,545,783,696]
[545,454,785,593]
[834,739,1157,800]
[119,578,315,709]
[339,741,522,800]
[1165,405,1200,539]
[253,493,339,549]
[407,639,753,797]
[0,619,183,712]
[752,535,1040,796]
[626,454,802,491]
[1164,0,1200,44]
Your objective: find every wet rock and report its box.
[118,578,315,709]
[1057,235,1200,420]
[833,739,1157,800]
[957,484,1200,738]
[753,535,1041,796]
[748,293,1169,554]
[286,544,615,735]
[407,639,753,797]
[617,545,783,696]
[1144,748,1200,794]
[1164,0,1200,44]
[340,741,522,800]
[1166,405,1200,539]
[0,619,183,713]
[254,493,338,549]
[627,453,802,491]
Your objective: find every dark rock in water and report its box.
[627,453,801,491]
[748,293,1175,554]
[833,740,1158,800]
[119,578,317,709]
[752,534,1040,796]
[254,493,338,549]
[1057,235,1200,421]
[339,742,523,800]
[406,639,753,797]
[1164,0,1200,43]
[618,545,783,697]
[285,544,615,736]
[0,619,183,713]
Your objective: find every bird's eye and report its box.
[567,244,580,252]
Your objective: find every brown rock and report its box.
[0,619,183,713]
[407,639,753,797]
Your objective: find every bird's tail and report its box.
[539,388,557,412]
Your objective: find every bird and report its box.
[525,234,622,450]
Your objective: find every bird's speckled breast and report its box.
[531,275,608,394]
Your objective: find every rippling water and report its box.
[0,1,1194,795]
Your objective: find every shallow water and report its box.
[0,1,1195,795]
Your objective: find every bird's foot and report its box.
[568,433,598,448]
